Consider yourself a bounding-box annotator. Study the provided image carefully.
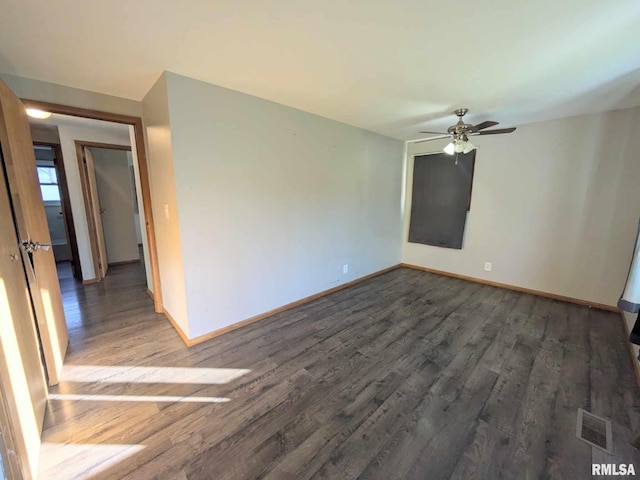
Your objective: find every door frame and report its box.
[34,141,82,281]
[22,100,164,313]
[75,141,131,283]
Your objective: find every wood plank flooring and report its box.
[39,263,640,479]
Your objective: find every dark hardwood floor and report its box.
[40,262,640,479]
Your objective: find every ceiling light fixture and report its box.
[26,108,52,119]
[462,141,476,154]
[443,142,455,155]
[443,136,477,156]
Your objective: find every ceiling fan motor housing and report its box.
[447,108,474,135]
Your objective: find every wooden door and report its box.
[79,146,108,279]
[0,144,47,479]
[0,78,68,386]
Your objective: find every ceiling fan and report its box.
[417,108,516,155]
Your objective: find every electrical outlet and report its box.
[163,203,170,219]
[484,262,492,272]
[343,264,349,274]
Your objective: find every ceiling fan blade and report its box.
[472,120,499,131]
[476,127,516,135]
[414,135,452,144]
[419,130,448,135]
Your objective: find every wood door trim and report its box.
[34,141,82,281]
[21,100,139,125]
[76,141,130,151]
[22,99,164,313]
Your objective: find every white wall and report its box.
[127,152,144,244]
[91,148,140,264]
[141,74,189,331]
[127,131,154,293]
[29,124,60,144]
[164,72,404,338]
[403,106,640,308]
[57,124,131,280]
[134,213,143,243]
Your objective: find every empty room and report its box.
[0,1,640,479]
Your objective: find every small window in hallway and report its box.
[37,165,61,202]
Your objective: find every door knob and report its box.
[20,240,51,253]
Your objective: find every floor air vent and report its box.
[576,408,612,454]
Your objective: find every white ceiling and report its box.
[2,0,640,140]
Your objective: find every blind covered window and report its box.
[408,152,475,249]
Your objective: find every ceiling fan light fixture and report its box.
[454,141,466,154]
[26,108,52,119]
[462,141,477,154]
[443,142,455,155]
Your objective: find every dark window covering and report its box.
[408,151,475,249]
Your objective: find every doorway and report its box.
[33,143,82,281]
[23,101,163,314]
[76,142,142,282]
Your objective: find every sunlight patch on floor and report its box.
[39,442,145,480]
[48,393,231,403]
[59,365,251,384]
